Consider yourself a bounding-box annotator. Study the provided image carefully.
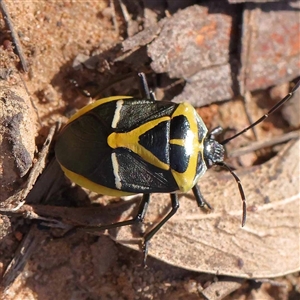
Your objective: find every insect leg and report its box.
[208,126,223,139]
[149,90,156,101]
[142,193,179,266]
[73,194,151,234]
[138,72,155,100]
[192,185,212,209]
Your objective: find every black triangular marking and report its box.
[139,120,170,165]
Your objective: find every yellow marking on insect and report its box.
[107,116,170,170]
[170,139,185,146]
[67,96,133,124]
[170,130,196,155]
[111,100,124,128]
[59,164,133,196]
[170,103,204,192]
[111,152,122,189]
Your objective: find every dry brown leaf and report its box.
[201,278,243,300]
[109,140,300,278]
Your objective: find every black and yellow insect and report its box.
[55,95,211,196]
[55,74,299,263]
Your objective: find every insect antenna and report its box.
[216,161,247,226]
[217,80,299,226]
[221,80,300,145]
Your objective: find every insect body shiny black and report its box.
[55,74,299,264]
[55,98,222,195]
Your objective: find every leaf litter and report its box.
[0,1,299,299]
[109,139,300,278]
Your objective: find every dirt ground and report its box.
[0,1,299,300]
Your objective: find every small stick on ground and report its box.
[228,130,300,158]
[0,0,28,72]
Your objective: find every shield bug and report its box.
[55,74,299,263]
